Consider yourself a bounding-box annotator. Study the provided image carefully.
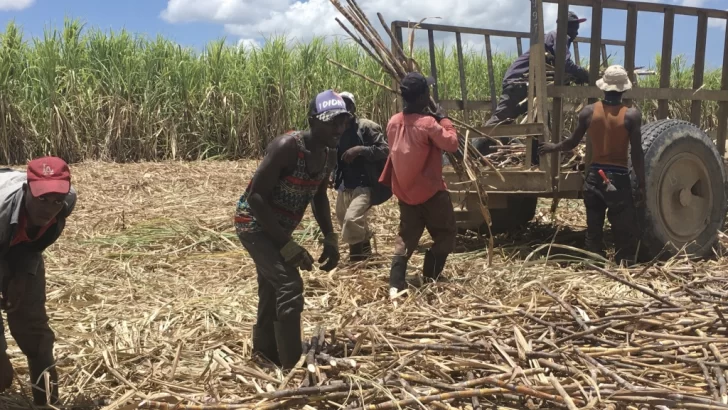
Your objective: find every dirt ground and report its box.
[0,160,715,409]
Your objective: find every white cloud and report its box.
[237,38,260,51]
[709,17,726,30]
[161,0,290,25]
[0,0,34,11]
[161,0,711,50]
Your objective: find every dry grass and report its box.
[1,161,727,410]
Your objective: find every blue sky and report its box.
[0,0,727,70]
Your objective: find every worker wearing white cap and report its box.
[540,65,645,265]
[332,91,391,262]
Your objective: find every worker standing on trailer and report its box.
[379,72,459,299]
[333,91,390,262]
[234,90,351,370]
[0,157,76,406]
[483,11,590,127]
[539,65,646,264]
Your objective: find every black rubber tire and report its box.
[458,197,538,235]
[630,119,727,259]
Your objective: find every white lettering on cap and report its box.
[42,163,54,176]
[318,99,345,111]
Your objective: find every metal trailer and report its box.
[390,0,728,259]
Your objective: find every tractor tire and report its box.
[631,119,727,259]
[458,197,538,235]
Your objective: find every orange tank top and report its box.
[589,101,629,168]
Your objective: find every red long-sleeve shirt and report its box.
[379,113,459,206]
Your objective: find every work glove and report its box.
[575,68,590,85]
[318,232,340,272]
[0,352,13,392]
[429,105,447,122]
[280,240,315,271]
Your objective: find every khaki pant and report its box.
[335,187,372,245]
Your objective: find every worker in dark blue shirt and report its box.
[485,11,590,127]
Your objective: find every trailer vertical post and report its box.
[530,0,550,174]
[690,12,707,127]
[658,8,674,120]
[455,32,469,122]
[427,29,439,102]
[624,3,637,107]
[551,0,569,192]
[485,34,497,114]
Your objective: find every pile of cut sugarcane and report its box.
[133,265,728,410]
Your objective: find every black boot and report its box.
[273,315,303,370]
[28,353,59,406]
[253,324,281,366]
[361,239,372,259]
[350,240,372,262]
[349,242,363,262]
[422,250,449,283]
[389,256,408,292]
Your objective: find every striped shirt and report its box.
[235,132,332,236]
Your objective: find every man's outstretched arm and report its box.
[539,105,593,154]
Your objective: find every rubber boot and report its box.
[28,353,59,406]
[350,240,372,262]
[361,240,372,259]
[422,250,449,283]
[273,315,303,370]
[389,256,408,294]
[349,242,363,262]
[253,324,281,366]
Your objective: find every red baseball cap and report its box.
[26,156,71,197]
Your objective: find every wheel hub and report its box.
[656,153,713,243]
[679,188,693,207]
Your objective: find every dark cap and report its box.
[400,72,435,96]
[308,89,352,122]
[567,11,587,24]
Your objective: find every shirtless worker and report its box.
[539,65,645,264]
[234,90,351,369]
[333,91,390,262]
[379,72,459,298]
[0,156,77,406]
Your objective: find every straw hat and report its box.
[596,65,632,92]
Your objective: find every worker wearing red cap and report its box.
[0,156,77,406]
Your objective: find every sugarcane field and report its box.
[4,0,728,409]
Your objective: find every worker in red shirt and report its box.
[379,72,460,299]
[0,157,76,406]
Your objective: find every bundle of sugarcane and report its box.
[328,0,503,263]
[327,0,504,176]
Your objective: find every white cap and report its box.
[596,65,632,92]
[339,91,355,106]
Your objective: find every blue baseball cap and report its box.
[308,90,352,122]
